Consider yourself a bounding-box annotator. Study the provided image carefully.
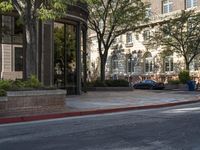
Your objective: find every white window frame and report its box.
[145,57,153,73]
[164,56,173,72]
[186,0,197,9]
[127,59,135,74]
[143,30,150,41]
[126,32,132,44]
[112,55,118,71]
[190,58,199,71]
[12,46,23,72]
[162,0,173,14]
[146,4,152,18]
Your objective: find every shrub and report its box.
[105,79,129,87]
[178,70,191,84]
[0,75,43,96]
[168,79,180,85]
[88,79,129,87]
[0,89,6,97]
[0,80,12,91]
[10,79,26,90]
[92,80,107,87]
[24,75,42,88]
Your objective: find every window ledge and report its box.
[125,43,133,47]
[165,71,174,74]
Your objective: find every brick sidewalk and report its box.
[0,90,200,123]
[67,90,200,110]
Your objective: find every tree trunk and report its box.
[183,56,190,72]
[100,56,106,82]
[24,16,38,79]
[185,62,190,72]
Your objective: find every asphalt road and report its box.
[0,103,200,150]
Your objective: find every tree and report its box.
[0,0,74,78]
[150,10,200,71]
[87,0,146,81]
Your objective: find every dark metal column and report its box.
[41,21,54,86]
[76,22,81,95]
[0,15,2,77]
[82,26,87,93]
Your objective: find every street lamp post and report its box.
[129,52,132,75]
[128,52,133,87]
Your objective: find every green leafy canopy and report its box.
[86,0,146,81]
[150,10,200,71]
[0,0,78,20]
[0,0,13,12]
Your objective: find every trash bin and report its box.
[187,80,196,91]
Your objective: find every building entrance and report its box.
[54,22,79,94]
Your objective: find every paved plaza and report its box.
[1,90,200,120]
[67,90,200,110]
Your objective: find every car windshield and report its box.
[142,80,156,84]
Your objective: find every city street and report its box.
[0,103,200,150]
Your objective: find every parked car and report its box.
[133,80,165,90]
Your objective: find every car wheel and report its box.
[149,85,153,90]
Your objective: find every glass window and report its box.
[143,80,155,84]
[127,59,135,73]
[145,57,153,73]
[143,30,150,40]
[54,23,65,87]
[112,56,118,70]
[66,24,77,94]
[186,0,197,9]
[1,15,23,44]
[54,22,78,95]
[164,56,173,72]
[14,17,23,35]
[162,0,173,14]
[146,4,152,18]
[126,33,132,44]
[14,47,23,71]
[190,58,199,71]
[1,15,12,43]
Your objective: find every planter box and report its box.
[0,89,66,112]
[87,87,133,91]
[178,84,188,91]
[165,84,179,90]
[165,84,188,90]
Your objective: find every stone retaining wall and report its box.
[0,90,66,113]
[165,84,188,90]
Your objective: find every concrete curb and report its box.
[0,99,200,124]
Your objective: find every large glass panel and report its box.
[54,23,65,87]
[2,15,12,43]
[14,47,23,71]
[54,22,78,94]
[65,24,77,94]
[1,15,23,44]
[81,29,87,93]
[81,30,84,89]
